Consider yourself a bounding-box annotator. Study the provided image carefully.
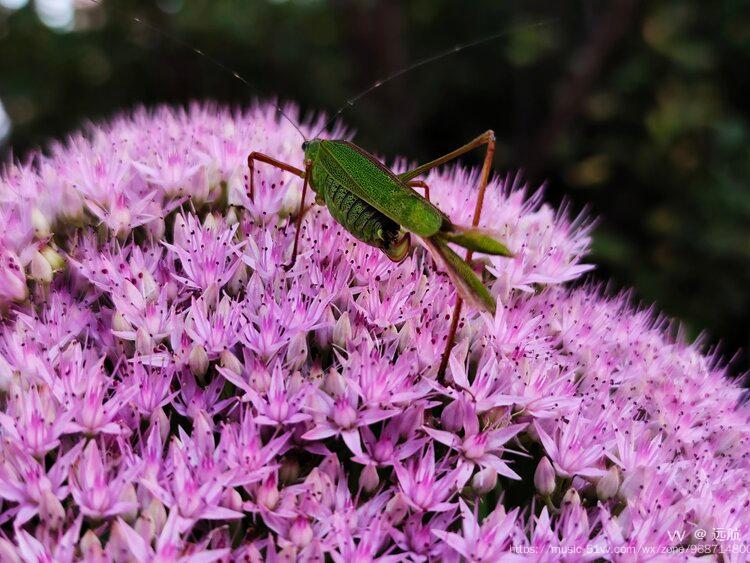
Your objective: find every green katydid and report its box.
[247,131,510,377]
[93,1,551,377]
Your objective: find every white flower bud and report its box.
[256,477,279,510]
[112,311,133,334]
[30,251,53,283]
[173,213,189,248]
[189,344,209,378]
[106,520,129,561]
[140,269,157,300]
[152,408,170,438]
[144,498,167,535]
[217,295,233,317]
[289,516,313,548]
[203,282,219,303]
[251,364,271,394]
[39,490,65,529]
[31,207,51,236]
[285,332,308,371]
[597,466,621,500]
[228,262,248,294]
[323,368,346,397]
[149,217,166,240]
[0,354,14,392]
[2,253,27,302]
[203,212,219,231]
[226,206,239,226]
[80,530,105,560]
[619,466,646,502]
[315,308,336,350]
[332,399,357,429]
[165,279,179,301]
[281,181,301,217]
[472,467,498,495]
[223,487,244,512]
[220,349,243,375]
[359,464,379,492]
[534,457,556,497]
[562,487,581,505]
[441,399,464,432]
[136,327,155,355]
[120,483,138,523]
[385,493,409,526]
[319,454,342,479]
[288,370,304,395]
[333,312,352,347]
[397,319,414,353]
[549,315,563,334]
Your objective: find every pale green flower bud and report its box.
[333,312,352,347]
[562,487,581,505]
[359,464,379,492]
[189,344,209,378]
[80,530,105,561]
[30,251,53,283]
[472,467,498,495]
[220,349,243,375]
[31,207,50,236]
[534,457,556,497]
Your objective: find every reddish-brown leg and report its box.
[247,151,305,202]
[435,132,496,382]
[285,161,312,270]
[408,179,431,202]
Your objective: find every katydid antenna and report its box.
[84,0,308,141]
[85,2,555,143]
[311,18,556,139]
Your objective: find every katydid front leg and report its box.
[246,152,310,269]
[286,161,312,270]
[247,152,305,202]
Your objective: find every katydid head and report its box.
[302,139,322,162]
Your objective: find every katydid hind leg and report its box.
[409,176,511,256]
[422,237,496,313]
[434,131,497,383]
[408,180,431,202]
[398,130,496,183]
[393,131,500,381]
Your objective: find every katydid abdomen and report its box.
[310,143,411,262]
[321,179,410,261]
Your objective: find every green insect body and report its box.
[302,138,511,313]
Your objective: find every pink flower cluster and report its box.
[0,103,748,561]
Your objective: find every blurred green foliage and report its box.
[1,0,749,371]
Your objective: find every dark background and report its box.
[1,0,749,374]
